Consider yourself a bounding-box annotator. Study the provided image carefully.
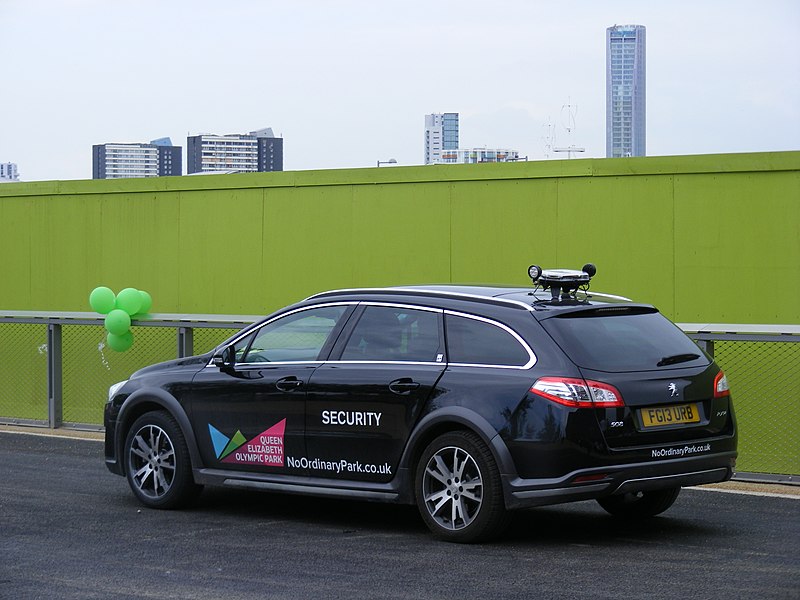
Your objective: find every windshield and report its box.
[541,308,709,372]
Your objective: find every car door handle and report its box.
[389,378,420,395]
[275,377,303,392]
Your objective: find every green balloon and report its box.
[116,287,142,316]
[138,290,153,314]
[107,331,134,352]
[89,286,116,314]
[104,309,131,336]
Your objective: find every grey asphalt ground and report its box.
[0,430,798,600]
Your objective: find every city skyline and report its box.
[1,0,798,182]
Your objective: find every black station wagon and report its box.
[105,265,737,542]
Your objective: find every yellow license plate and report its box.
[640,403,701,428]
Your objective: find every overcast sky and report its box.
[1,0,798,182]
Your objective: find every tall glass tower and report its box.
[424,113,459,164]
[606,25,646,158]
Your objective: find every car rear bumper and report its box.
[502,451,737,510]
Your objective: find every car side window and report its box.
[445,313,530,367]
[341,306,441,362]
[239,305,348,364]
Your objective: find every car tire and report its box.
[124,411,202,509]
[597,487,681,518]
[415,430,509,543]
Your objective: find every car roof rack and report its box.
[304,287,535,311]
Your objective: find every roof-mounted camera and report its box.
[528,263,597,302]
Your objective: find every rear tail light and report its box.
[530,377,624,408]
[714,371,730,398]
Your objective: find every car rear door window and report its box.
[445,313,532,367]
[340,305,442,362]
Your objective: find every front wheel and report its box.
[597,487,681,518]
[415,431,509,543]
[124,411,202,509]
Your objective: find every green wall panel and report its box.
[92,192,182,312]
[29,195,94,310]
[262,184,356,309]
[351,182,452,287]
[555,175,677,315]
[450,178,560,285]
[0,196,34,308]
[177,188,264,313]
[0,151,798,323]
[673,171,800,323]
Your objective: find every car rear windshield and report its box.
[541,308,709,372]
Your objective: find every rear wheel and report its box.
[415,431,509,543]
[597,487,681,518]
[124,411,202,509]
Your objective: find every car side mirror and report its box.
[212,345,236,371]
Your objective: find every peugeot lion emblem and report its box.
[668,383,679,397]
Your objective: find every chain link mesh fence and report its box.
[0,317,252,429]
[0,323,49,422]
[192,327,242,356]
[61,324,178,425]
[711,340,800,475]
[1,316,798,477]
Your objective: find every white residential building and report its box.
[424,113,459,165]
[438,148,520,164]
[186,128,283,174]
[92,139,182,179]
[0,162,20,182]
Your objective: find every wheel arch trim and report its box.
[399,407,517,478]
[116,388,202,476]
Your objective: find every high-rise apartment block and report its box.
[0,162,20,182]
[187,128,283,174]
[424,113,459,164]
[92,138,182,179]
[606,24,646,158]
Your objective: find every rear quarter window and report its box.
[445,313,532,367]
[541,309,709,372]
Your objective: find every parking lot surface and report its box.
[1,430,798,599]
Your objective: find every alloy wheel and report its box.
[421,445,483,530]
[128,424,177,500]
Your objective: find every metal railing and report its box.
[0,312,798,480]
[678,323,800,483]
[0,312,259,429]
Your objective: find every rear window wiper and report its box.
[657,353,701,367]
